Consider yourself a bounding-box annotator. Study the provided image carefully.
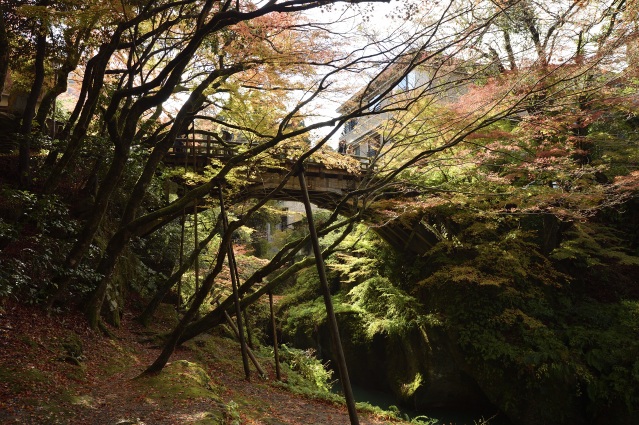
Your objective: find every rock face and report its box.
[281,304,639,425]
[284,310,496,413]
[278,222,639,425]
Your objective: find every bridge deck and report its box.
[163,136,367,209]
[163,137,372,172]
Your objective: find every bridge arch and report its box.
[163,138,438,255]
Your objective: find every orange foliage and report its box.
[613,171,639,193]
[466,129,514,140]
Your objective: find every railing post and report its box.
[184,138,188,171]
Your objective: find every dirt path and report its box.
[0,302,402,425]
[213,359,390,425]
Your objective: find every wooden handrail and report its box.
[166,137,371,171]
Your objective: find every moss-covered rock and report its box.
[60,331,84,364]
[131,360,234,424]
[135,360,221,402]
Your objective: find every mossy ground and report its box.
[0,300,409,424]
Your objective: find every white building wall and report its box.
[339,63,470,154]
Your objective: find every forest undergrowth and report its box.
[0,298,416,425]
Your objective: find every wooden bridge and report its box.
[164,137,438,255]
[164,136,245,170]
[164,137,370,211]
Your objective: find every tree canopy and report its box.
[1,1,638,422]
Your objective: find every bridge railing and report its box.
[349,154,372,170]
[169,136,244,157]
[167,136,373,171]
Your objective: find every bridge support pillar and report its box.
[297,168,360,425]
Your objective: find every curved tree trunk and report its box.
[63,33,233,326]
[176,258,314,345]
[35,64,73,129]
[46,142,129,316]
[19,0,49,187]
[43,37,121,193]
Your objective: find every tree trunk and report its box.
[503,30,517,72]
[138,222,218,326]
[147,213,349,372]
[45,142,129,319]
[177,213,185,310]
[80,72,224,324]
[84,132,191,327]
[84,206,132,330]
[221,307,266,378]
[219,186,251,380]
[35,64,72,129]
[19,0,49,187]
[145,234,230,374]
[0,10,8,97]
[269,291,282,381]
[243,309,254,350]
[43,40,119,193]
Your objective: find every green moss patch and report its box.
[101,340,140,376]
[192,411,226,424]
[134,360,221,403]
[60,392,96,408]
[0,365,53,393]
